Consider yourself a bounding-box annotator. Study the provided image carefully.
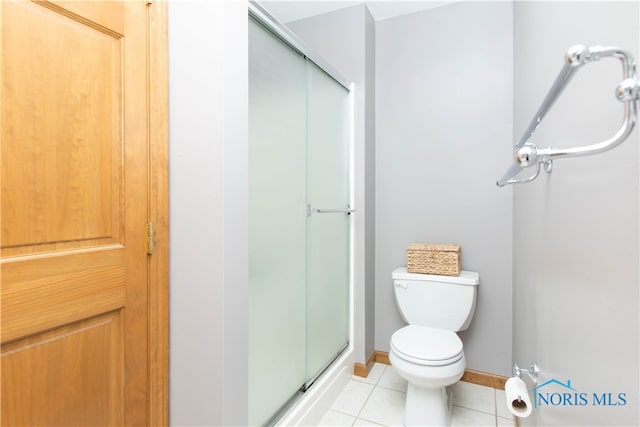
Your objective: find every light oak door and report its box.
[0,1,168,425]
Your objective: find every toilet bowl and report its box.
[389,267,479,426]
[390,325,466,426]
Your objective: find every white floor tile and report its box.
[358,386,406,427]
[450,405,496,427]
[494,389,512,420]
[330,379,375,417]
[353,418,385,427]
[497,415,516,427]
[353,363,386,385]
[377,365,408,392]
[450,381,496,415]
[317,410,355,426]
[317,370,508,427]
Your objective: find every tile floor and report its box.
[317,363,516,427]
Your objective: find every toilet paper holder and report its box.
[513,361,539,384]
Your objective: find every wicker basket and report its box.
[407,243,461,276]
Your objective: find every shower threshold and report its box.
[264,343,349,427]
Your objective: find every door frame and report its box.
[147,1,169,424]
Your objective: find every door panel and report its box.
[2,311,124,426]
[248,18,308,426]
[0,1,162,425]
[305,62,350,382]
[1,0,123,256]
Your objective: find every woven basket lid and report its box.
[408,243,460,252]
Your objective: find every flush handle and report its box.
[394,280,409,289]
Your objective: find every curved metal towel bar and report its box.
[497,45,640,187]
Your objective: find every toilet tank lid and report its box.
[392,267,479,285]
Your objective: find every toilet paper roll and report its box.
[504,377,532,418]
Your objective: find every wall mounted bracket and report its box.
[498,45,639,187]
[513,361,539,384]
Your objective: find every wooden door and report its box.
[0,1,168,425]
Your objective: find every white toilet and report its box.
[389,267,479,426]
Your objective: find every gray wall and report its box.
[513,2,639,425]
[286,4,377,365]
[168,1,248,425]
[375,1,514,376]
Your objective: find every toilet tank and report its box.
[392,267,479,331]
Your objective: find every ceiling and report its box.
[260,1,462,23]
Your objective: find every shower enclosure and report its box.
[248,12,352,426]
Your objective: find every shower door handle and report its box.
[306,204,355,217]
[316,208,356,215]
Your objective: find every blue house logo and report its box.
[532,379,626,408]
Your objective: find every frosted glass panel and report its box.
[305,62,350,381]
[249,17,351,423]
[248,19,307,426]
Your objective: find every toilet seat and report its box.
[390,325,463,366]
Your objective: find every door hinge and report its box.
[146,223,156,255]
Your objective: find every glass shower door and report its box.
[305,63,350,385]
[249,16,351,426]
[248,19,307,427]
